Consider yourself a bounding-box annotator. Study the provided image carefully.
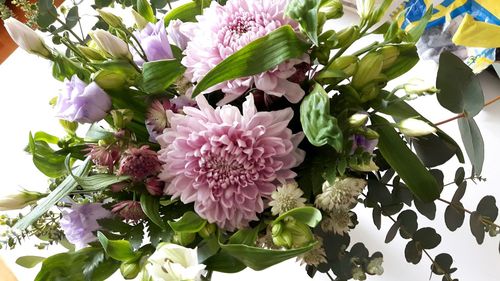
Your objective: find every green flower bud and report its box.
[272,229,293,248]
[319,30,338,48]
[111,109,134,129]
[77,45,106,61]
[271,222,283,236]
[312,46,331,65]
[131,9,149,30]
[319,0,343,20]
[0,189,46,211]
[120,261,141,279]
[378,46,400,70]
[284,218,314,248]
[351,52,383,89]
[198,223,216,239]
[173,232,196,246]
[336,26,360,49]
[94,70,129,91]
[97,9,124,28]
[359,83,379,102]
[316,56,358,81]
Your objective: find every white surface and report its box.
[1,5,500,281]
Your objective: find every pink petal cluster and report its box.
[181,0,310,105]
[157,94,305,230]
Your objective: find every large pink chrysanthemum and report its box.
[157,94,305,230]
[181,0,310,105]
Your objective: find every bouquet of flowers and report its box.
[1,0,499,280]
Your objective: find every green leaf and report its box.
[14,157,91,231]
[168,211,207,233]
[140,194,166,229]
[37,0,57,28]
[16,256,45,268]
[285,0,321,46]
[142,59,186,94]
[405,5,433,42]
[65,6,79,29]
[452,182,467,203]
[34,247,119,281]
[300,83,343,151]
[163,0,211,25]
[476,196,498,221]
[371,115,440,202]
[137,0,156,23]
[228,227,261,246]
[458,117,484,176]
[28,133,68,178]
[85,124,114,142]
[469,211,485,244]
[444,203,465,231]
[66,158,129,191]
[197,236,220,262]
[413,227,441,249]
[376,96,464,163]
[431,253,455,275]
[454,167,466,186]
[33,131,59,144]
[203,250,247,273]
[437,52,484,117]
[404,240,422,264]
[412,134,458,167]
[220,241,317,271]
[398,210,418,239]
[273,207,322,228]
[192,25,310,97]
[414,199,436,220]
[385,220,400,243]
[97,232,141,262]
[383,44,419,80]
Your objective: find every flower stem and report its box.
[326,271,335,281]
[435,96,500,126]
[437,198,500,229]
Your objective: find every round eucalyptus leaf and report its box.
[452,182,467,203]
[444,204,465,232]
[454,167,465,186]
[431,253,454,275]
[476,196,498,221]
[385,220,401,243]
[398,210,418,239]
[413,228,441,249]
[469,211,485,245]
[404,240,422,264]
[414,199,436,220]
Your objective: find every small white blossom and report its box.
[315,178,366,212]
[144,243,205,281]
[297,236,327,266]
[352,266,367,280]
[321,208,354,235]
[269,181,307,216]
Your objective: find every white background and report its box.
[0,2,499,281]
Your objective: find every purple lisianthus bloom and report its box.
[351,134,378,154]
[167,19,190,50]
[60,203,112,249]
[54,75,112,123]
[133,21,174,66]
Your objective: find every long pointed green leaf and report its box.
[142,59,186,94]
[14,157,91,230]
[458,117,484,176]
[371,115,440,202]
[192,25,310,97]
[140,194,166,229]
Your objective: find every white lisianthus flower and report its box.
[144,243,205,281]
[396,118,437,137]
[269,181,307,216]
[3,18,51,58]
[89,29,132,59]
[0,189,45,211]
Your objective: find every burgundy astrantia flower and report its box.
[118,146,163,181]
[181,0,310,105]
[145,178,164,196]
[85,144,121,172]
[157,94,305,230]
[111,200,145,222]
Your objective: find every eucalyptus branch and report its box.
[326,271,335,281]
[437,198,500,229]
[435,96,500,126]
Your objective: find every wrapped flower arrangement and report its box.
[1,0,499,280]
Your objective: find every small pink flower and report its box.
[157,94,305,230]
[181,0,310,105]
[111,200,145,222]
[85,144,121,172]
[118,146,163,181]
[145,178,164,196]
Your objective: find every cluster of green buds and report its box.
[314,26,360,64]
[271,216,314,249]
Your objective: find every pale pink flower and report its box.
[181,0,310,105]
[157,94,305,230]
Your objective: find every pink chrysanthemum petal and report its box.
[181,0,310,105]
[157,94,304,230]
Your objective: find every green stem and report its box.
[55,17,85,44]
[437,198,500,229]
[326,271,335,281]
[127,32,149,62]
[352,41,382,57]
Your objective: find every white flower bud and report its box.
[348,112,369,127]
[396,118,437,137]
[3,18,51,58]
[89,29,132,59]
[356,0,375,20]
[0,189,45,211]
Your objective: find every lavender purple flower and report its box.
[60,203,112,248]
[133,21,174,66]
[54,75,112,124]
